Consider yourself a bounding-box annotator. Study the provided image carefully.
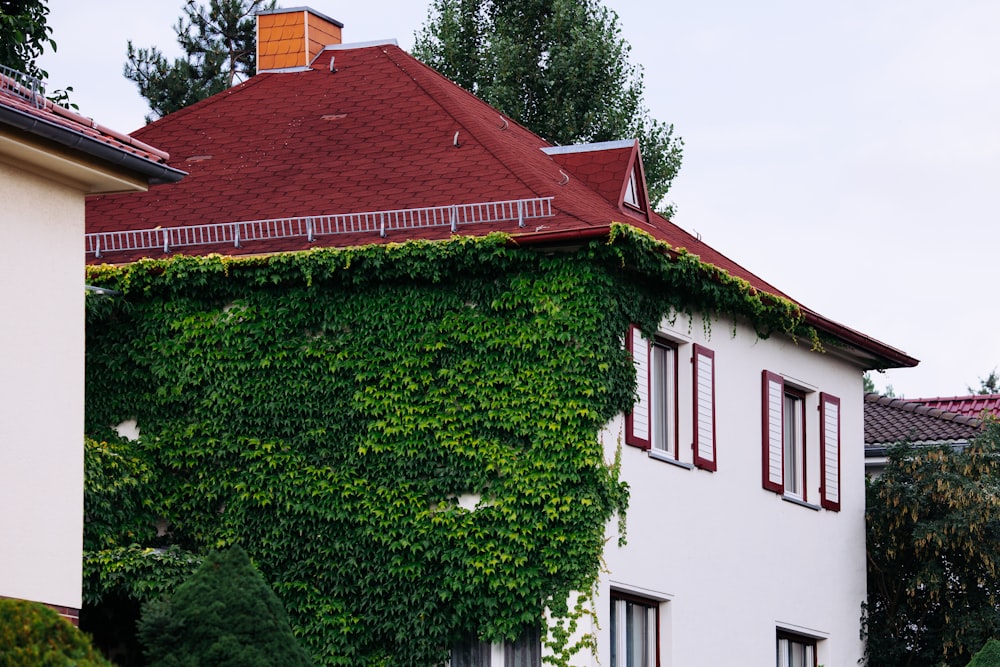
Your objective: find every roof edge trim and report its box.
[257,66,313,74]
[323,39,399,51]
[256,6,343,28]
[542,139,637,155]
[0,106,186,185]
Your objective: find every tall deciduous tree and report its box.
[0,0,55,79]
[413,0,683,214]
[864,422,1000,666]
[124,0,274,122]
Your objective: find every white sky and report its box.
[38,0,1000,400]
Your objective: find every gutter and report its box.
[0,105,186,185]
[509,224,918,370]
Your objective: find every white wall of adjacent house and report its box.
[586,312,866,667]
[0,161,85,610]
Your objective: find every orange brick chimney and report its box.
[256,7,343,72]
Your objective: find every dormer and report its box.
[542,139,651,223]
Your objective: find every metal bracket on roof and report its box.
[306,217,315,242]
[450,206,458,233]
[161,229,170,254]
[379,212,386,238]
[517,200,525,228]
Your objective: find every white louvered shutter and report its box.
[762,371,784,493]
[820,393,841,511]
[692,344,716,471]
[626,325,651,449]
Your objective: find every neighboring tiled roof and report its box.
[907,395,1000,419]
[864,393,982,449]
[83,41,917,369]
[0,69,184,184]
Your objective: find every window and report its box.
[623,170,640,209]
[450,626,541,667]
[625,326,716,471]
[611,593,659,667]
[762,371,841,511]
[650,339,677,456]
[776,632,816,667]
[783,388,806,500]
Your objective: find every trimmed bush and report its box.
[0,598,112,667]
[138,545,310,667]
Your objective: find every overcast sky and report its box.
[38,0,1000,400]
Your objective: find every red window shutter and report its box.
[762,371,784,493]
[692,344,716,471]
[820,393,841,511]
[625,325,651,449]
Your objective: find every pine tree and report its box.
[137,545,311,667]
[413,0,683,214]
[124,0,275,122]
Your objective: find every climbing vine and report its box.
[83,226,809,665]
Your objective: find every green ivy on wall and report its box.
[83,226,808,665]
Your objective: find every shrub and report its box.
[969,639,1000,667]
[137,545,310,667]
[0,598,112,667]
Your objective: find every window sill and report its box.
[647,450,694,470]
[781,495,821,511]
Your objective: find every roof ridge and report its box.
[864,391,981,427]
[377,45,562,206]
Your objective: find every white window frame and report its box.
[782,387,806,501]
[611,592,659,667]
[777,631,817,667]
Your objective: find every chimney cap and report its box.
[256,6,344,29]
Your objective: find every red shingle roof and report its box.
[907,395,1000,419]
[864,393,983,448]
[83,41,916,369]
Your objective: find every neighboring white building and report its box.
[0,68,183,623]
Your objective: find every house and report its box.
[864,393,985,475]
[0,67,183,624]
[82,8,917,666]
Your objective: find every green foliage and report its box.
[864,421,1000,666]
[0,0,54,80]
[969,368,1000,396]
[84,228,807,665]
[0,598,112,667]
[412,0,683,213]
[969,639,1000,667]
[124,0,275,122]
[138,546,310,667]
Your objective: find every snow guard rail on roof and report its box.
[86,197,554,258]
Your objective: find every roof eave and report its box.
[0,105,186,186]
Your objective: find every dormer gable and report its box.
[542,139,651,222]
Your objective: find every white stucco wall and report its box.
[589,312,867,666]
[0,161,85,609]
